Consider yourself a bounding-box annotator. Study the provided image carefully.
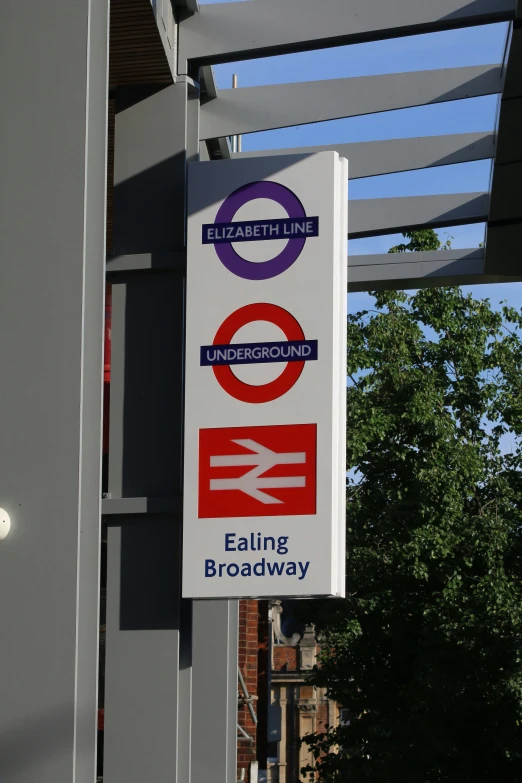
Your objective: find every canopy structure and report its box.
[179,0,522,290]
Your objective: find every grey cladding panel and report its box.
[233,133,496,179]
[200,66,503,139]
[486,25,522,276]
[179,0,515,68]
[485,224,522,277]
[0,0,108,781]
[349,192,490,239]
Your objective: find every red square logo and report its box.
[198,424,317,519]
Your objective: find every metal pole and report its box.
[102,76,239,783]
[103,83,190,783]
[232,74,242,153]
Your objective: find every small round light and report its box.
[0,509,11,541]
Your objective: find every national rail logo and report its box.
[202,181,319,281]
[198,423,317,519]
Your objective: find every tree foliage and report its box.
[388,228,452,254]
[301,285,522,782]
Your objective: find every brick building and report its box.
[237,600,340,783]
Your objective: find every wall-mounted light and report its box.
[0,509,11,541]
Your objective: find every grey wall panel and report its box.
[233,133,495,179]
[191,601,239,783]
[179,0,515,69]
[485,224,522,278]
[488,161,522,223]
[105,81,239,783]
[349,192,490,239]
[104,521,183,782]
[493,99,522,165]
[104,84,188,783]
[200,65,503,139]
[0,1,109,782]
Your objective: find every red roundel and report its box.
[212,303,306,404]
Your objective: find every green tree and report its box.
[301,286,522,782]
[388,228,452,254]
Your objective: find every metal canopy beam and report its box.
[179,0,515,69]
[349,192,489,239]
[174,0,199,11]
[200,65,503,139]
[232,132,496,179]
[486,25,522,276]
[348,248,521,291]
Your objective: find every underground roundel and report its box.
[200,303,318,405]
[198,424,317,519]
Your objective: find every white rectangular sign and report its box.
[183,153,347,599]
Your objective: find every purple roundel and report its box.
[213,181,307,281]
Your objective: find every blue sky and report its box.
[199,4,521,314]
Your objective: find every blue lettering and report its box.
[298,562,310,580]
[277,536,289,555]
[225,534,236,552]
[253,559,266,577]
[267,561,285,576]
[264,536,275,551]
[205,560,216,578]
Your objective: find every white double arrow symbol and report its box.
[210,439,306,505]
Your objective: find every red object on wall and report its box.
[104,285,112,384]
[103,285,112,456]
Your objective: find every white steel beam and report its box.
[179,0,515,69]
[232,132,496,179]
[349,248,484,290]
[200,65,503,139]
[348,248,521,291]
[349,192,490,239]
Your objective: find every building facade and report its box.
[1,1,520,782]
